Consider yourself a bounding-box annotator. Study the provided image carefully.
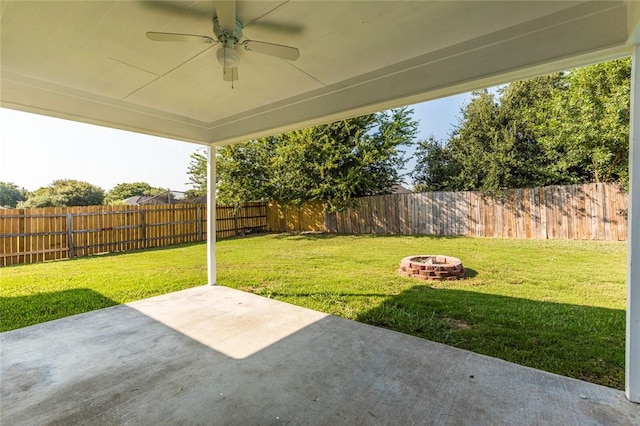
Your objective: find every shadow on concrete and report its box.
[356,284,625,389]
[0,288,118,332]
[1,286,637,425]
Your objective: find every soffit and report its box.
[0,1,636,145]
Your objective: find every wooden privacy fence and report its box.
[267,183,628,241]
[0,202,267,267]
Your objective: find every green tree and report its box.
[18,179,105,208]
[0,182,27,208]
[411,59,629,192]
[497,74,562,187]
[104,182,165,205]
[411,136,458,192]
[187,108,417,209]
[215,138,275,205]
[186,149,208,197]
[446,90,500,191]
[444,86,555,193]
[536,58,630,186]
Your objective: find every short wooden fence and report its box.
[267,183,628,241]
[0,202,267,267]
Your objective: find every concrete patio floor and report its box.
[2,286,638,425]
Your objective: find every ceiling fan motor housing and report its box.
[213,18,243,45]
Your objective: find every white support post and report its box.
[207,145,217,286]
[627,46,640,403]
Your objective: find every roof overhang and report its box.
[2,1,640,146]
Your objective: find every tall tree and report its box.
[535,58,630,186]
[411,59,630,192]
[444,85,556,193]
[0,182,28,208]
[411,136,458,192]
[497,74,562,187]
[104,182,165,205]
[187,108,417,209]
[215,138,275,205]
[185,150,208,197]
[446,90,500,192]
[18,180,104,208]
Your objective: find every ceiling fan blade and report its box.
[242,40,300,61]
[215,0,237,33]
[223,67,239,82]
[146,32,216,44]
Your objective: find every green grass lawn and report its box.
[0,234,626,389]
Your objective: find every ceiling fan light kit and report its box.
[216,45,240,68]
[145,0,300,85]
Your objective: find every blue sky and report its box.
[0,93,471,192]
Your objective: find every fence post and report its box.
[66,212,74,258]
[18,209,25,264]
[196,206,203,241]
[234,207,239,236]
[140,210,147,248]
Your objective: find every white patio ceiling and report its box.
[3,0,640,404]
[2,1,639,146]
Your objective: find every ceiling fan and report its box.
[146,0,300,83]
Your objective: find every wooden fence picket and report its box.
[268,183,628,242]
[0,202,268,267]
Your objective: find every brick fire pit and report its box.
[398,255,465,281]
